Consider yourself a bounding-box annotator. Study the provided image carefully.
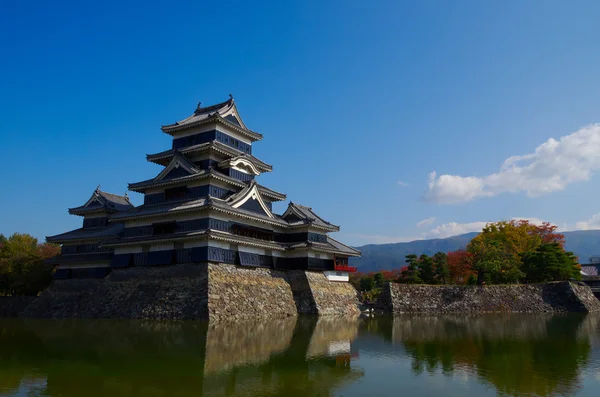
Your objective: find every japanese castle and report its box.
[47,96,360,281]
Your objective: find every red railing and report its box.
[334,264,358,273]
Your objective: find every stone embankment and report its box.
[378,281,600,314]
[0,296,37,317]
[3,263,361,320]
[207,264,297,322]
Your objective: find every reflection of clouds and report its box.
[577,313,600,346]
[0,376,46,397]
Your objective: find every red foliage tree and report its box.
[446,250,475,284]
[530,221,565,246]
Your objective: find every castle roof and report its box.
[128,166,285,201]
[160,96,262,141]
[282,203,340,232]
[68,188,133,216]
[146,141,273,172]
[46,223,124,243]
[285,236,361,257]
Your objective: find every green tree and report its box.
[401,254,422,284]
[373,272,385,288]
[467,238,506,285]
[360,276,375,291]
[418,254,436,284]
[0,233,57,296]
[521,243,581,283]
[0,233,38,258]
[433,252,450,284]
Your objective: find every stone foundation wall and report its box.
[378,281,600,314]
[22,264,209,319]
[303,272,361,316]
[4,264,360,320]
[0,296,37,317]
[207,263,297,322]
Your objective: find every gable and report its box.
[238,197,271,217]
[228,183,274,218]
[162,166,192,180]
[224,114,242,127]
[86,199,103,208]
[154,153,199,182]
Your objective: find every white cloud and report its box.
[425,124,600,203]
[416,217,436,228]
[423,221,489,239]
[397,180,409,187]
[575,213,600,230]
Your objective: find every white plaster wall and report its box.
[65,262,111,269]
[215,125,252,145]
[184,240,208,249]
[207,240,232,250]
[149,243,174,252]
[209,212,282,233]
[323,271,349,282]
[114,246,143,254]
[238,246,266,255]
[83,213,108,219]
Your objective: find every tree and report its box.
[0,233,57,296]
[467,237,508,285]
[447,250,475,284]
[465,220,571,285]
[418,254,436,284]
[521,243,581,283]
[401,254,422,284]
[373,272,385,288]
[360,276,375,291]
[433,252,450,284]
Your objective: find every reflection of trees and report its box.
[0,316,363,397]
[397,314,593,397]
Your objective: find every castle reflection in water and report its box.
[1,314,600,397]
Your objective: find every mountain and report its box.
[349,230,600,273]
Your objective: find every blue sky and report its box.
[2,0,600,247]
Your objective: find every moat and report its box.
[1,315,600,396]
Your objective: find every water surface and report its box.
[1,314,599,396]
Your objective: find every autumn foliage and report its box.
[0,233,60,296]
[446,250,476,284]
[352,220,579,291]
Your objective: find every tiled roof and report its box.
[46,223,124,243]
[161,99,231,131]
[257,184,286,201]
[160,97,262,140]
[68,188,133,215]
[324,236,361,256]
[128,168,237,191]
[284,203,340,231]
[110,198,208,220]
[285,237,361,257]
[146,141,273,172]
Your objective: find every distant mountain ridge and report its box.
[349,230,600,273]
